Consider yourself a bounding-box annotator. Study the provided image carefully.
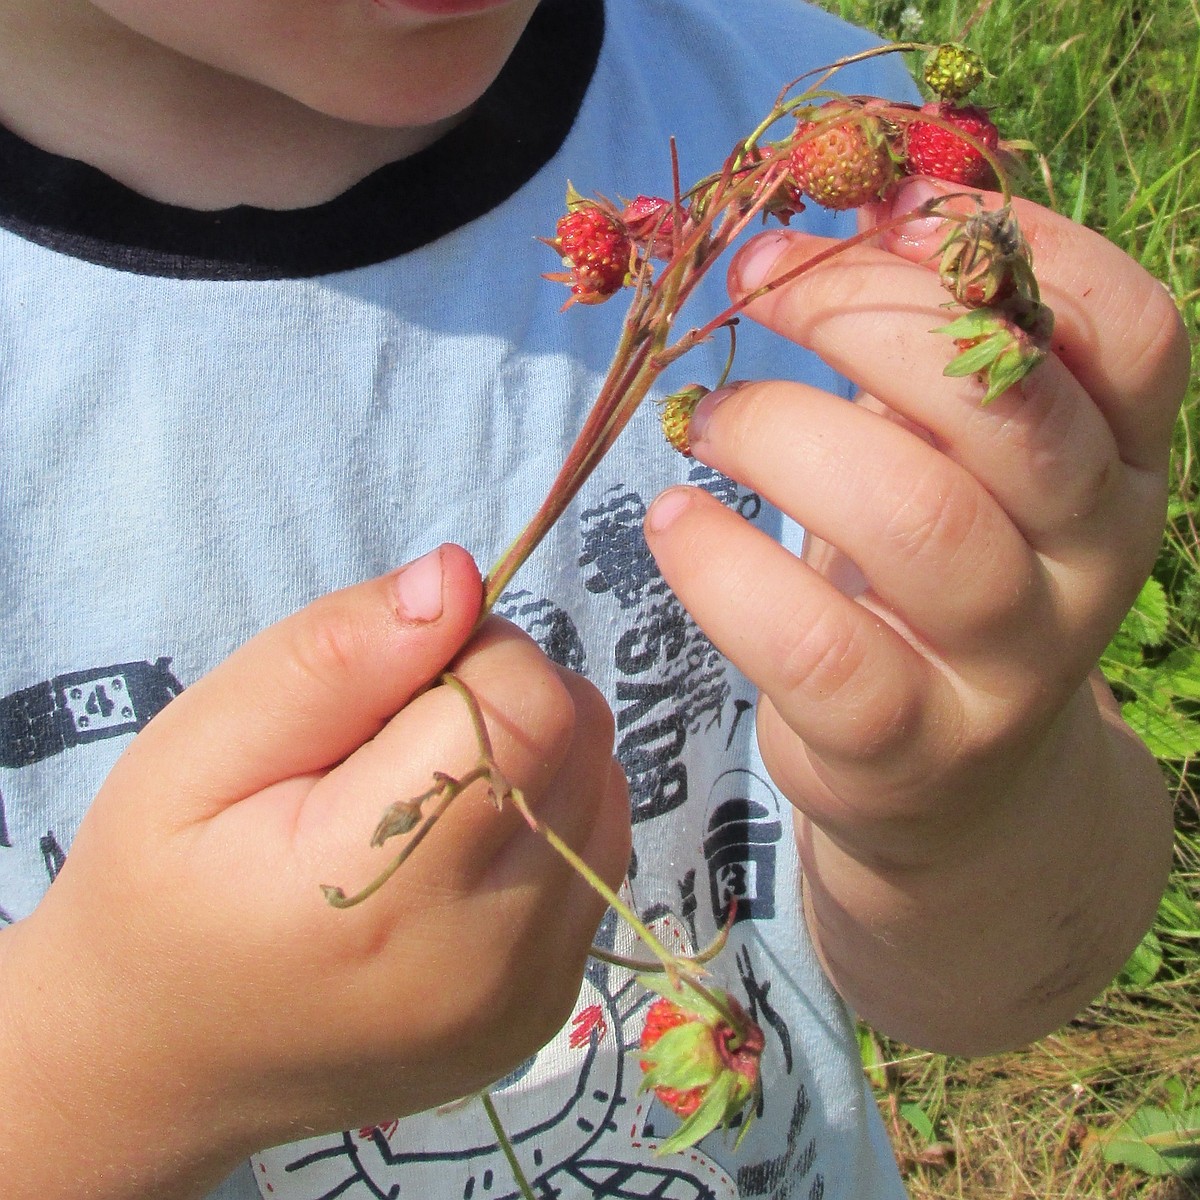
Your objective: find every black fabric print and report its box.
[559,1158,724,1198]
[737,1084,821,1199]
[679,869,699,947]
[39,831,65,883]
[579,487,662,610]
[0,787,9,848]
[0,659,182,768]
[689,462,763,521]
[612,598,730,826]
[494,591,586,673]
[702,771,784,927]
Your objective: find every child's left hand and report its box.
[643,180,1190,1055]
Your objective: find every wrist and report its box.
[796,676,1174,1054]
[0,904,251,1200]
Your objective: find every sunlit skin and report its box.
[0,3,1190,1198]
[0,0,541,206]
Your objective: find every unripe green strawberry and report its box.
[923,42,986,102]
[660,384,708,457]
[789,102,898,210]
[904,103,1000,188]
[637,979,765,1154]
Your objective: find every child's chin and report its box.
[370,0,518,15]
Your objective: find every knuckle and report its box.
[561,671,617,752]
[287,598,366,692]
[876,463,986,570]
[774,602,870,705]
[846,679,924,763]
[1126,281,1192,401]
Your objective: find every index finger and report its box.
[865,181,1191,472]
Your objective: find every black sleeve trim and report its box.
[0,0,604,280]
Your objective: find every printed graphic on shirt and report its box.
[0,659,184,924]
[578,470,761,828]
[251,471,827,1199]
[0,659,183,769]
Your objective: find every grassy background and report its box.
[812,0,1200,1195]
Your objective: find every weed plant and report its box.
[817,0,1199,1195]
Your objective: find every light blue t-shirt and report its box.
[0,1,920,1196]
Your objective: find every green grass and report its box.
[816,0,1200,1195]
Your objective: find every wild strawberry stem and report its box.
[479,1091,536,1200]
[503,785,748,1034]
[692,196,954,343]
[319,768,479,908]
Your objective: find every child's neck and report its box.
[0,3,459,211]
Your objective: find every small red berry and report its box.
[789,102,898,211]
[544,199,635,306]
[904,102,1000,188]
[637,985,765,1151]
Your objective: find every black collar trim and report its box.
[0,0,603,279]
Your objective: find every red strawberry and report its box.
[543,193,636,306]
[640,997,707,1117]
[789,102,898,211]
[637,982,765,1153]
[904,102,1000,188]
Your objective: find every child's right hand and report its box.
[0,544,630,1200]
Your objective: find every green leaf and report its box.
[1121,699,1200,760]
[858,1024,889,1091]
[1158,885,1200,937]
[900,1102,937,1146]
[1118,577,1171,648]
[1116,929,1163,988]
[1158,646,1200,701]
[654,1071,738,1156]
[1094,1104,1200,1177]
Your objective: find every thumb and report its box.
[114,544,484,821]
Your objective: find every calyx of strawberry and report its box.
[637,976,765,1155]
[935,305,1054,405]
[933,203,1054,404]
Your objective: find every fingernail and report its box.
[393,547,445,623]
[733,231,795,294]
[645,488,694,534]
[887,178,945,245]
[687,381,746,448]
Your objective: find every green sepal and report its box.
[636,1025,719,1092]
[978,345,1045,405]
[654,1072,740,1156]
[636,975,726,1024]
[732,1098,759,1150]
[563,181,588,210]
[942,331,1010,376]
[932,307,1004,341]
